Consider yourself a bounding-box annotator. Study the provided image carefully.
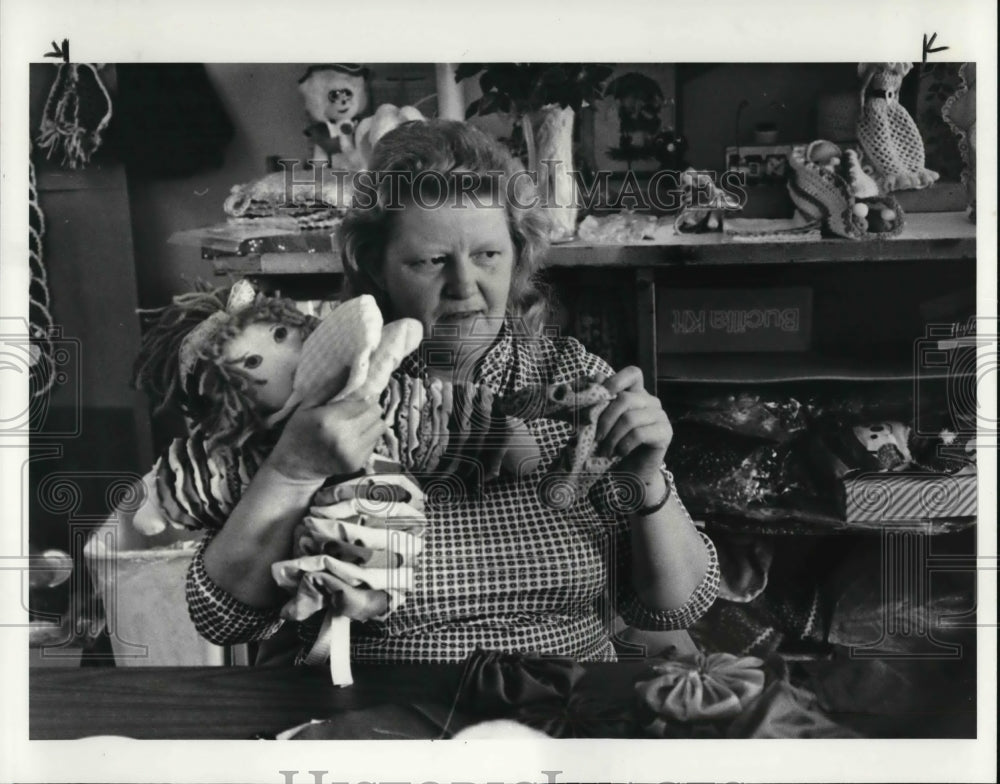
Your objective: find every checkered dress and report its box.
[186,326,720,663]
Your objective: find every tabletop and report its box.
[29,662,647,740]
[29,652,977,740]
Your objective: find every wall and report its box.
[129,63,436,307]
[28,65,149,562]
[680,63,857,170]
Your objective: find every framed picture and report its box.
[586,64,678,175]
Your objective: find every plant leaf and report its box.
[478,91,501,116]
[454,63,485,82]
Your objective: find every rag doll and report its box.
[856,62,939,191]
[130,281,435,535]
[131,282,433,684]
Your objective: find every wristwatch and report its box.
[635,466,673,517]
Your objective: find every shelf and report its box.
[545,211,975,268]
[173,211,976,276]
[656,352,967,383]
[700,514,975,536]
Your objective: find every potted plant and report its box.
[456,63,613,239]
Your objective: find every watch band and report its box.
[635,467,673,517]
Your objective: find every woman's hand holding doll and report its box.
[594,366,673,495]
[592,366,707,612]
[266,398,386,483]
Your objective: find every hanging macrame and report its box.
[36,63,112,170]
[29,154,57,399]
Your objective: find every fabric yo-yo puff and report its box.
[635,652,767,731]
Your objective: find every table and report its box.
[29,654,977,740]
[29,662,645,740]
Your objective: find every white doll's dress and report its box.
[857,66,939,191]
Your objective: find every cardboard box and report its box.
[657,286,813,354]
[84,529,231,666]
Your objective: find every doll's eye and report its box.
[273,326,288,343]
[243,354,263,370]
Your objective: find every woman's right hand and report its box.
[267,398,386,482]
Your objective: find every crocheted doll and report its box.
[856,62,939,191]
[787,140,904,239]
[941,62,976,222]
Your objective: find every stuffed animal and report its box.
[856,62,939,192]
[298,64,371,171]
[353,103,426,168]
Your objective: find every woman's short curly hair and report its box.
[132,286,318,450]
[338,119,552,335]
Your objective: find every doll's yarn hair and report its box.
[133,286,318,450]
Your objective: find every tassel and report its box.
[36,63,112,170]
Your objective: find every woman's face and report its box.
[380,199,515,367]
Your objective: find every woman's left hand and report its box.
[594,366,673,486]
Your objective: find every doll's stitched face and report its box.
[223,322,304,411]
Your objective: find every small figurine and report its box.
[856,62,939,191]
[298,64,372,170]
[674,169,740,234]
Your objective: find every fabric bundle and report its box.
[450,649,636,738]
[272,465,426,685]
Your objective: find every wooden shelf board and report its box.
[700,515,975,536]
[656,352,963,383]
[178,212,976,276]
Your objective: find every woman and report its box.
[189,120,718,663]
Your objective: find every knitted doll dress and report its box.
[857,63,939,191]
